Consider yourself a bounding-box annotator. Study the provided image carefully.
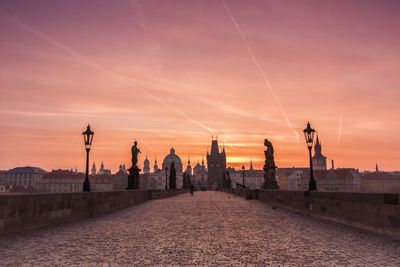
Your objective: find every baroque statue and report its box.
[127,141,141,190]
[263,138,279,189]
[131,141,141,168]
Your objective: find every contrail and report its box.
[337,116,343,144]
[0,8,214,134]
[221,0,298,143]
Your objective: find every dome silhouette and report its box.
[162,147,182,173]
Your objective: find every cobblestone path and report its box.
[0,191,399,266]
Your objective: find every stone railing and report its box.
[224,188,400,237]
[0,189,182,236]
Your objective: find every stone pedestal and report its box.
[127,166,141,190]
[263,178,279,189]
[263,169,279,189]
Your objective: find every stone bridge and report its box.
[0,191,399,266]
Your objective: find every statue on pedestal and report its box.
[263,139,279,189]
[131,141,140,168]
[127,141,141,190]
[169,161,177,190]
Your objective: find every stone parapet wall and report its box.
[225,189,400,237]
[0,190,181,235]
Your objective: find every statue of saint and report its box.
[264,139,276,170]
[131,141,141,168]
[263,138,279,189]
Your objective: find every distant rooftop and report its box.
[6,166,48,174]
[277,167,309,174]
[361,171,400,180]
[43,169,84,179]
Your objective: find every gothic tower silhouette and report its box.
[312,135,327,170]
[206,138,226,190]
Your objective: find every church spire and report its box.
[143,156,150,174]
[314,134,322,155]
[186,155,192,175]
[312,133,327,170]
[154,156,158,172]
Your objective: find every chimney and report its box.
[331,160,335,170]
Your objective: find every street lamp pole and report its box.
[241,165,246,188]
[165,166,168,190]
[82,125,94,192]
[303,122,317,191]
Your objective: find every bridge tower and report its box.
[206,137,226,190]
[143,156,150,174]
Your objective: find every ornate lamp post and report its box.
[82,125,94,192]
[241,165,246,188]
[303,122,316,191]
[165,166,169,190]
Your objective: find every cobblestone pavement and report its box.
[1,192,400,266]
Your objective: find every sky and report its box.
[0,0,399,172]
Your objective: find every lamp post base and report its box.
[83,179,90,192]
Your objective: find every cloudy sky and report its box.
[0,0,399,172]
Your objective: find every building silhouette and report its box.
[39,169,127,193]
[140,148,185,190]
[191,158,207,190]
[116,164,128,175]
[162,147,183,173]
[1,166,48,192]
[153,157,159,172]
[206,138,226,190]
[91,162,97,176]
[143,156,150,174]
[312,135,327,170]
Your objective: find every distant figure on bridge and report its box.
[190,184,195,196]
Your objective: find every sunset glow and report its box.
[0,0,399,172]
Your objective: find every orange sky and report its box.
[0,0,399,172]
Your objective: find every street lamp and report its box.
[165,166,169,190]
[241,165,246,188]
[303,122,316,191]
[82,124,94,192]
